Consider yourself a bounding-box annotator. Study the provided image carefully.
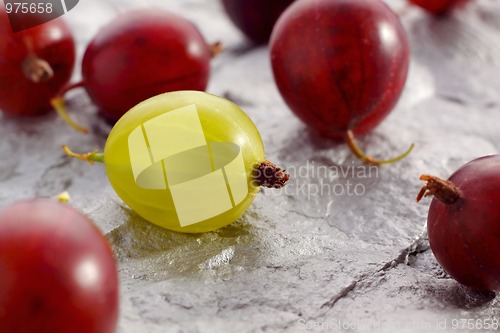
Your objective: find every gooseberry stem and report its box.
[209,41,223,58]
[416,175,461,204]
[58,81,86,95]
[345,130,414,165]
[63,145,104,165]
[252,160,290,188]
[50,81,88,134]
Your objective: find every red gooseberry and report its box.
[409,0,471,15]
[417,155,500,292]
[270,0,413,165]
[0,4,75,118]
[52,9,217,126]
[0,199,119,333]
[220,0,295,44]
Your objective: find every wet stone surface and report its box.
[0,0,499,332]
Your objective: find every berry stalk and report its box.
[345,130,414,166]
[51,81,88,134]
[417,175,461,204]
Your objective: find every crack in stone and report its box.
[320,227,430,310]
[321,280,359,309]
[403,229,431,266]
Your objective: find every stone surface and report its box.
[1,0,499,332]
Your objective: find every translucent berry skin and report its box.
[82,10,211,123]
[104,91,265,233]
[270,0,409,139]
[220,0,295,44]
[0,7,75,116]
[409,0,470,15]
[427,155,500,292]
[0,199,119,333]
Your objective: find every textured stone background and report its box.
[1,0,499,332]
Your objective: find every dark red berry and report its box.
[270,0,411,164]
[0,6,75,117]
[409,0,471,15]
[81,10,212,122]
[271,0,409,139]
[221,0,295,44]
[418,155,500,292]
[0,199,119,333]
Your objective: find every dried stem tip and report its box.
[252,160,290,189]
[21,36,54,83]
[417,175,461,205]
[22,54,54,83]
[209,41,223,58]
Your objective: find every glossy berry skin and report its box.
[0,6,75,116]
[0,199,119,333]
[82,10,212,123]
[270,0,409,139]
[104,91,265,233]
[409,0,470,15]
[426,155,500,292]
[221,0,295,44]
